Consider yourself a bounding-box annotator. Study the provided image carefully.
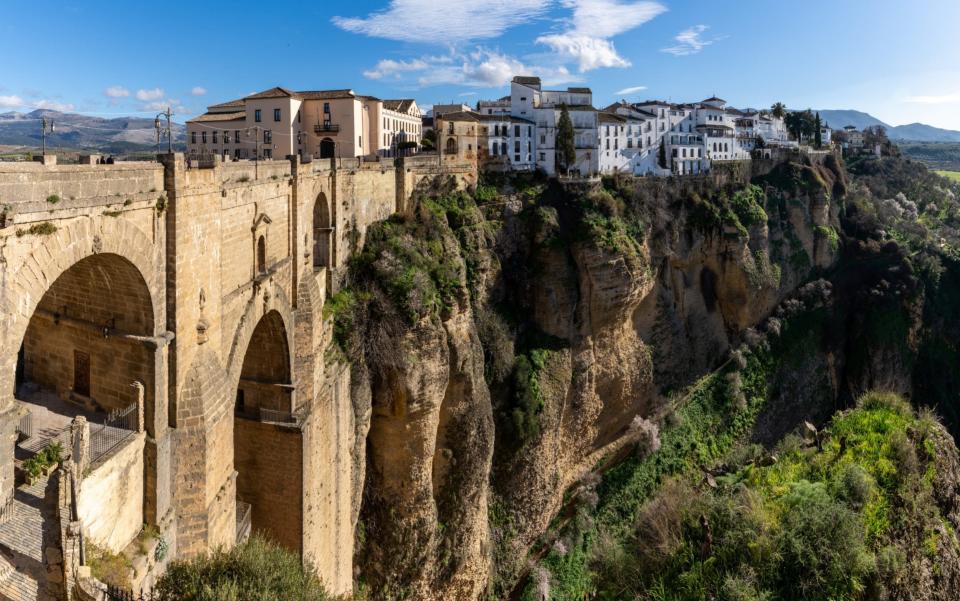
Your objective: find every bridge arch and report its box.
[312,192,332,270]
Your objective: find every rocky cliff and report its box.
[328,153,858,599]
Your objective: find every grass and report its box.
[935,170,960,183]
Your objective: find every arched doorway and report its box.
[312,193,331,270]
[233,310,300,550]
[445,137,458,155]
[319,138,335,159]
[6,253,155,596]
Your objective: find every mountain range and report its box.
[815,109,960,143]
[0,109,186,153]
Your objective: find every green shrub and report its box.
[154,536,333,601]
[16,222,57,237]
[46,194,60,204]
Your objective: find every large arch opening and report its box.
[15,253,154,436]
[233,310,302,551]
[5,253,155,591]
[312,192,332,270]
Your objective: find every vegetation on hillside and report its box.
[154,536,334,601]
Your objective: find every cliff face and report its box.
[337,155,847,598]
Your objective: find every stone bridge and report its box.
[0,153,474,596]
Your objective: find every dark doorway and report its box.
[15,343,25,390]
[319,138,335,159]
[73,350,90,397]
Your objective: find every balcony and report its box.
[314,123,341,134]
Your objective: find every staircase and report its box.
[0,475,59,601]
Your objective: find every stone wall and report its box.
[77,433,145,552]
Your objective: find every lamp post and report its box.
[40,116,55,156]
[154,107,174,154]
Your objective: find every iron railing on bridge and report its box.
[15,410,33,441]
[89,402,138,465]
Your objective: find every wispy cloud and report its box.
[364,58,430,80]
[459,92,478,97]
[104,86,130,98]
[333,0,549,43]
[904,92,960,104]
[537,0,666,71]
[191,86,207,96]
[135,88,165,101]
[34,99,75,112]
[616,85,647,95]
[0,95,24,109]
[661,24,717,56]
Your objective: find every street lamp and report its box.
[154,107,174,154]
[41,117,55,156]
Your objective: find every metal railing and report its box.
[236,501,252,544]
[314,123,340,133]
[88,402,138,465]
[16,411,33,441]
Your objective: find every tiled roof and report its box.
[513,76,541,86]
[598,112,626,123]
[702,96,726,103]
[208,98,245,110]
[436,111,480,122]
[244,86,299,100]
[383,99,416,112]
[297,89,357,100]
[567,87,592,94]
[187,111,246,124]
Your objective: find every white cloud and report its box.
[662,25,715,56]
[904,92,960,104]
[33,100,75,112]
[616,85,647,95]
[135,88,165,101]
[142,98,186,114]
[104,86,130,98]
[191,86,207,96]
[333,0,549,43]
[0,95,24,108]
[536,0,666,72]
[363,58,429,80]
[459,92,478,97]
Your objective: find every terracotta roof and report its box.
[598,112,626,123]
[383,99,417,112]
[297,89,357,100]
[435,111,479,122]
[188,111,246,124]
[702,96,726,103]
[512,76,541,86]
[208,98,245,110]
[244,86,299,100]
[567,87,592,94]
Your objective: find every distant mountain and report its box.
[815,109,960,143]
[0,109,185,152]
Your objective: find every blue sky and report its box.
[2,0,960,129]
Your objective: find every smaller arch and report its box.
[257,236,266,274]
[445,137,458,155]
[312,193,332,269]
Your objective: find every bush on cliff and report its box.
[154,536,333,601]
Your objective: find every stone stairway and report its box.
[0,475,59,601]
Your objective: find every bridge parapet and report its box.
[0,162,164,208]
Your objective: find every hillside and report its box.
[816,109,960,142]
[0,109,186,153]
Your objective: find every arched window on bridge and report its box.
[312,193,331,270]
[257,236,266,275]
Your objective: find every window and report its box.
[514,125,520,137]
[527,126,532,136]
[514,141,520,153]
[323,102,330,114]
[274,108,281,122]
[191,131,196,144]
[264,130,272,144]
[212,131,218,144]
[255,109,262,122]
[201,131,207,144]
[224,132,231,144]
[297,111,301,123]
[257,236,266,274]
[540,135,546,144]
[263,149,272,159]
[521,97,527,102]
[539,152,545,161]
[359,136,362,150]
[235,130,241,143]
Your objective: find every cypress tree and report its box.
[814,112,823,148]
[556,104,576,175]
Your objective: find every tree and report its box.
[814,112,823,148]
[658,138,667,169]
[421,128,437,150]
[785,109,816,142]
[556,104,576,175]
[771,102,786,119]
